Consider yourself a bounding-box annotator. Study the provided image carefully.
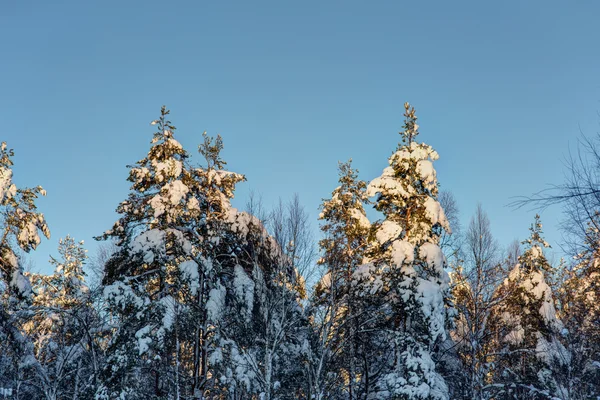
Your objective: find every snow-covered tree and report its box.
[184,130,250,399]
[491,215,570,399]
[307,159,371,399]
[169,139,308,399]
[24,236,102,399]
[0,142,50,299]
[554,218,600,399]
[513,130,600,399]
[95,106,306,400]
[211,206,308,400]
[97,107,206,399]
[353,103,453,399]
[0,142,50,398]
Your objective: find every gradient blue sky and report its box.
[2,1,599,273]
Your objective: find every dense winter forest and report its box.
[0,104,598,400]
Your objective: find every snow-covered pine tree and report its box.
[0,142,50,298]
[354,103,453,399]
[308,159,371,399]
[0,142,50,398]
[97,107,206,399]
[491,215,570,400]
[169,130,308,400]
[25,236,100,399]
[554,218,600,399]
[185,131,249,399]
[44,235,88,306]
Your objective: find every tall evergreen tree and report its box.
[96,106,307,400]
[491,215,569,399]
[354,103,453,399]
[0,142,50,398]
[182,134,306,400]
[97,107,207,399]
[308,159,371,399]
[554,218,600,399]
[186,130,249,399]
[0,142,50,298]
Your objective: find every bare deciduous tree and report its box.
[268,194,317,285]
[452,204,508,400]
[511,134,600,256]
[245,189,269,225]
[504,239,521,272]
[86,241,118,290]
[438,190,462,263]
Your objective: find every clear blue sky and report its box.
[2,1,599,273]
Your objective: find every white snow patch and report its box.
[179,260,199,294]
[424,197,451,233]
[419,243,448,280]
[350,208,371,229]
[376,220,403,244]
[11,269,32,298]
[135,326,152,355]
[206,282,226,322]
[131,228,193,263]
[391,240,415,267]
[416,278,447,341]
[233,265,255,319]
[416,159,435,187]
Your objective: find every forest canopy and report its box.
[0,104,599,400]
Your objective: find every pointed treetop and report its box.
[522,214,550,249]
[317,159,370,278]
[99,106,194,242]
[131,105,188,189]
[367,102,449,247]
[519,214,552,273]
[50,235,87,278]
[193,132,245,218]
[399,102,420,148]
[199,132,227,170]
[318,159,369,229]
[0,144,50,253]
[335,159,367,199]
[150,105,177,143]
